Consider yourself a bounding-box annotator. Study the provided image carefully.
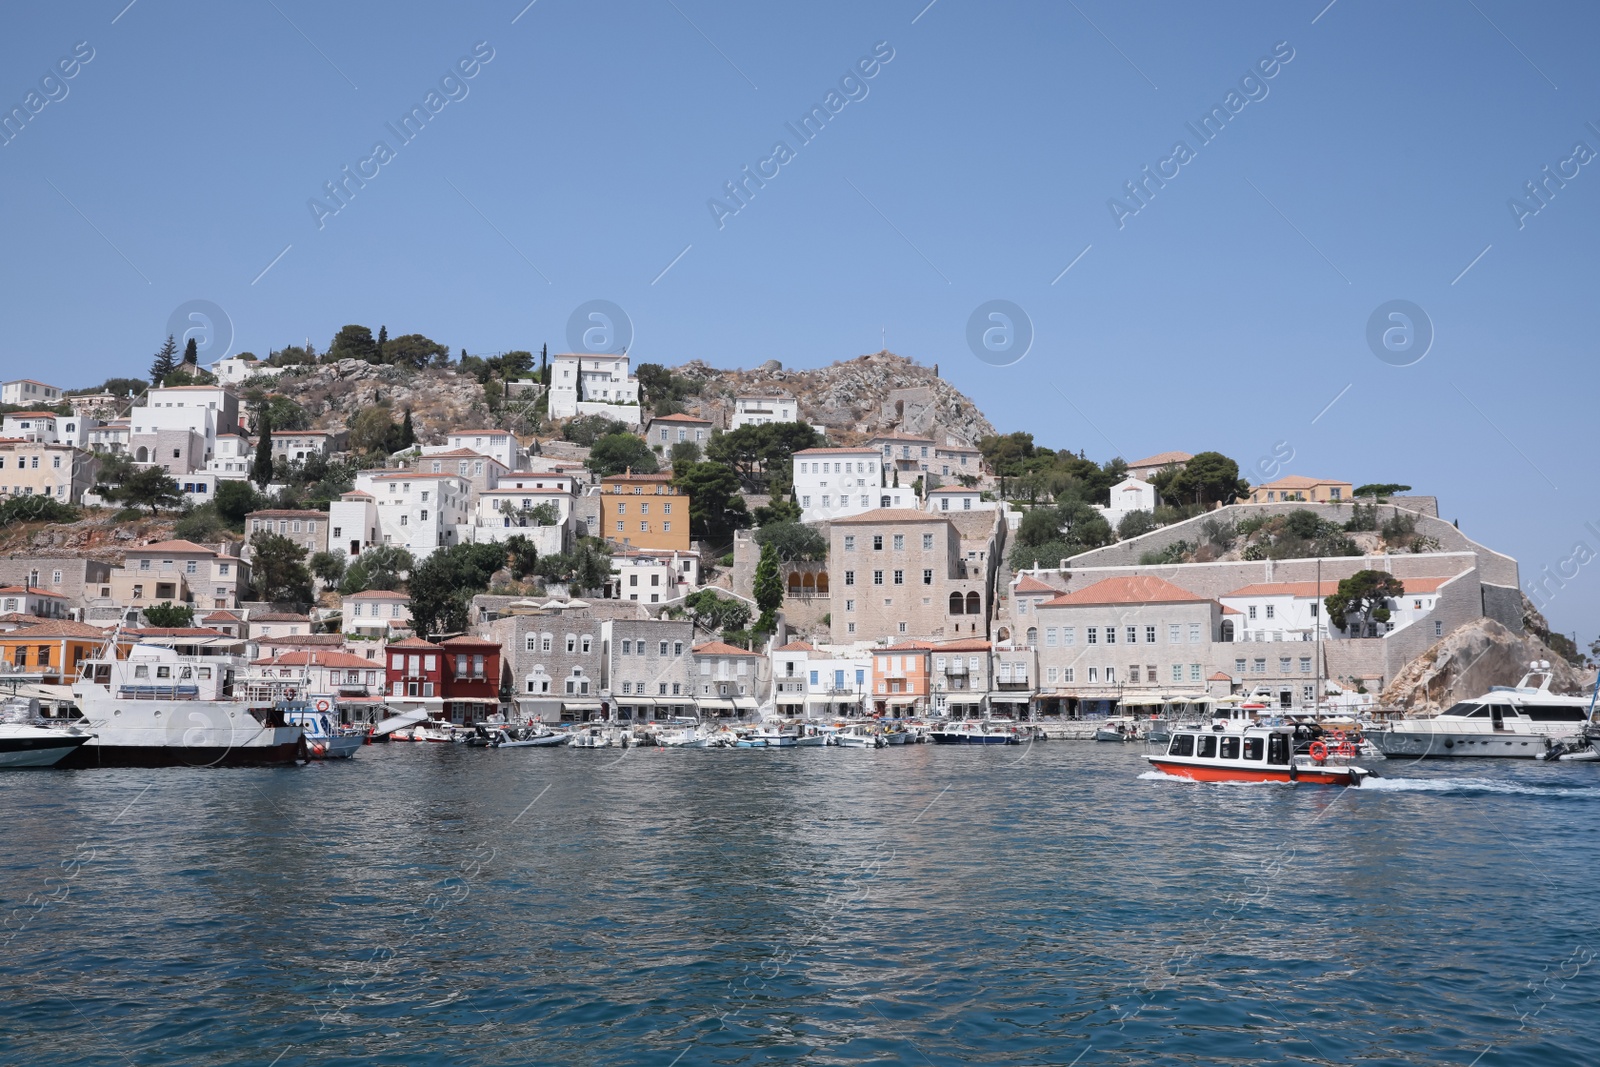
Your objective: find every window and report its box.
[541,635,552,652]
[1145,625,1156,643]
[922,533,935,550]
[893,534,904,550]
[1265,604,1275,619]
[873,535,883,550]
[1235,658,1246,674]
[1105,627,1115,645]
[1172,663,1183,681]
[1087,627,1097,644]
[1252,658,1266,673]
[581,636,592,653]
[1248,605,1257,619]
[1168,624,1180,642]
[1434,620,1443,637]
[923,569,933,585]
[893,570,903,585]
[1088,667,1098,683]
[844,535,855,551]
[845,599,854,611]
[1145,665,1156,682]
[1190,664,1201,681]
[873,570,883,585]
[1299,657,1312,674]
[1127,626,1137,644]
[660,641,669,655]
[1062,627,1075,646]
[1045,628,1057,647]
[844,570,855,586]
[1279,657,1292,674]
[1188,624,1201,643]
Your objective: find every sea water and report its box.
[2,742,1596,1065]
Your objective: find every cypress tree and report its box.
[400,408,416,448]
[754,540,782,634]
[182,337,199,368]
[376,324,388,363]
[252,415,275,487]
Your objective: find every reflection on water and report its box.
[3,744,1597,1065]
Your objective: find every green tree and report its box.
[669,440,701,467]
[752,496,801,526]
[94,450,139,488]
[328,324,379,363]
[340,544,413,593]
[705,422,823,494]
[539,343,549,385]
[1166,451,1249,507]
[504,534,540,579]
[107,466,183,514]
[213,480,260,529]
[252,416,275,487]
[250,531,314,605]
[149,335,179,384]
[1354,483,1412,501]
[384,333,450,369]
[0,495,77,528]
[533,538,612,594]
[672,461,751,544]
[399,409,416,448]
[408,541,509,636]
[174,505,227,542]
[753,540,782,634]
[376,324,388,362]
[977,431,1035,478]
[142,601,194,628]
[682,589,751,636]
[1117,510,1156,540]
[350,406,401,455]
[309,550,346,585]
[101,377,147,398]
[587,433,658,477]
[562,414,627,446]
[753,521,827,561]
[1323,569,1405,634]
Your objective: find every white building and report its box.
[129,385,241,471]
[546,353,640,425]
[792,447,912,523]
[208,355,268,385]
[470,486,572,556]
[1096,476,1158,531]
[924,487,995,514]
[341,590,412,639]
[351,470,472,559]
[1219,575,1456,644]
[205,432,254,481]
[770,640,871,719]
[87,419,129,455]
[328,491,381,562]
[609,549,701,604]
[691,640,767,717]
[729,395,798,430]
[1,380,62,406]
[424,429,524,472]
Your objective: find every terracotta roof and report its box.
[255,633,346,647]
[246,509,326,518]
[1,620,109,639]
[128,540,217,555]
[648,413,711,423]
[603,472,675,482]
[423,448,508,463]
[129,627,236,638]
[1221,606,1242,615]
[387,636,437,649]
[0,586,67,598]
[341,490,374,499]
[343,590,408,600]
[793,446,879,455]
[927,487,981,495]
[1014,575,1060,594]
[1127,451,1192,468]
[1040,575,1206,607]
[692,640,762,657]
[251,613,310,623]
[934,639,992,651]
[774,640,816,652]
[447,428,515,436]
[0,613,50,627]
[830,508,946,525]
[251,650,379,669]
[202,611,242,621]
[5,379,57,387]
[4,411,59,419]
[1209,671,1233,681]
[368,471,466,481]
[439,635,500,648]
[1224,577,1450,598]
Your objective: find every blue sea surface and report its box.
[3,742,1598,1065]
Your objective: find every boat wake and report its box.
[1137,770,1290,787]
[1356,776,1599,798]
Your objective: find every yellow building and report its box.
[0,438,99,503]
[0,620,129,684]
[1243,475,1353,505]
[599,472,689,551]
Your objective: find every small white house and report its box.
[547,353,640,425]
[792,447,911,523]
[729,395,797,430]
[341,590,412,639]
[1,380,62,406]
[924,487,993,514]
[209,356,268,385]
[1096,476,1158,531]
[609,549,701,604]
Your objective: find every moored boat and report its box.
[1367,662,1595,760]
[929,720,1017,745]
[0,721,95,768]
[284,706,363,760]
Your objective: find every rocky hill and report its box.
[1381,614,1594,711]
[258,361,496,442]
[675,350,995,446]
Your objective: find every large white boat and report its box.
[62,643,305,768]
[0,721,94,768]
[1367,662,1596,760]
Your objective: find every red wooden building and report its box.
[438,635,502,723]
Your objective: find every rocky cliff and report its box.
[676,350,995,446]
[261,361,495,442]
[1381,616,1594,711]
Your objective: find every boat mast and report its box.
[1315,558,1323,726]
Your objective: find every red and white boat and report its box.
[1146,724,1377,786]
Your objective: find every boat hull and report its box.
[305,735,364,760]
[0,733,92,768]
[1369,729,1569,759]
[931,732,1014,745]
[1146,757,1364,786]
[57,737,304,769]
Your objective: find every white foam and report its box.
[1356,776,1597,797]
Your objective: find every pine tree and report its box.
[376,324,388,363]
[400,408,416,448]
[149,335,179,385]
[252,415,274,487]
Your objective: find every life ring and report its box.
[1336,742,1356,758]
[286,688,297,701]
[1308,740,1328,762]
[315,698,331,712]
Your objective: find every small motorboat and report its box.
[284,707,363,760]
[491,724,570,748]
[1538,724,1600,762]
[794,723,833,747]
[0,721,95,768]
[1146,724,1377,786]
[1094,717,1139,742]
[391,721,456,743]
[570,724,629,749]
[929,721,1017,745]
[831,723,880,748]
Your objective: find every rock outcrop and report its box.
[261,361,495,443]
[1381,617,1594,711]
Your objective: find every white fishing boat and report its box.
[929,720,1016,745]
[570,724,629,748]
[831,723,881,748]
[64,642,304,768]
[1367,662,1596,759]
[657,723,714,748]
[794,723,834,747]
[284,706,363,760]
[391,721,456,743]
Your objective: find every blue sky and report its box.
[3,1,1598,644]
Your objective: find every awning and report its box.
[1120,695,1165,707]
[732,697,759,710]
[620,697,656,707]
[561,701,603,712]
[698,698,735,711]
[886,697,918,706]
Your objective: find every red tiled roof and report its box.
[128,540,217,555]
[448,428,515,436]
[774,640,815,652]
[129,627,236,638]
[251,650,379,669]
[1041,576,1206,607]
[343,590,408,600]
[251,613,310,623]
[793,446,879,455]
[439,635,499,648]
[692,640,762,657]
[1,620,109,639]
[423,448,508,463]
[387,636,437,648]
[934,639,992,651]
[0,586,67,598]
[1014,575,1059,594]
[648,413,711,424]
[1252,475,1351,489]
[1209,671,1233,681]
[831,509,946,525]
[4,411,59,419]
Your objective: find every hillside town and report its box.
[0,336,1582,735]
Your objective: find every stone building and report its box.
[828,509,992,644]
[602,617,697,720]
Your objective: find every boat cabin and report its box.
[1165,727,1294,767]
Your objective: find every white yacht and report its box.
[64,643,305,768]
[1367,662,1596,760]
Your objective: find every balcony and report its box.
[942,662,967,675]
